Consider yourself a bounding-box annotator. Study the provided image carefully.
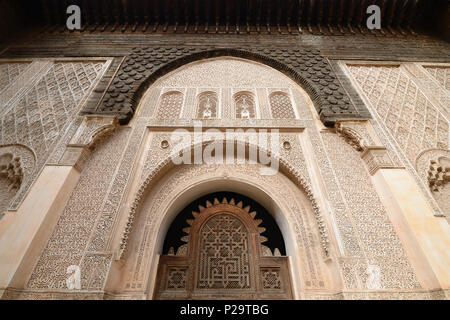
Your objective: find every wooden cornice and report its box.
[8,0,449,36]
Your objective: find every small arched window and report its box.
[197,92,218,119]
[269,92,296,119]
[156,91,184,119]
[234,92,256,119]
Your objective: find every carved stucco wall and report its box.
[0,62,31,93]
[421,66,450,114]
[0,59,109,212]
[17,57,434,299]
[155,91,184,119]
[154,58,299,89]
[343,62,450,218]
[321,130,420,290]
[424,66,450,91]
[270,92,297,119]
[144,58,302,120]
[27,129,130,290]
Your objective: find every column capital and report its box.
[361,146,404,176]
[59,146,91,172]
[68,116,119,148]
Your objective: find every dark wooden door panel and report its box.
[154,200,293,300]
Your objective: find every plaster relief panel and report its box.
[270,92,297,119]
[0,60,109,210]
[154,58,298,89]
[321,131,421,290]
[345,62,450,217]
[346,64,449,167]
[424,66,450,91]
[155,91,184,119]
[141,58,308,120]
[27,129,130,290]
[0,144,35,215]
[0,62,31,93]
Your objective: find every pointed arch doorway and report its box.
[154,193,293,300]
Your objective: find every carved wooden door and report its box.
[154,198,293,300]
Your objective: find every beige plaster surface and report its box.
[373,168,450,290]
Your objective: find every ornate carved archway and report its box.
[154,197,293,300]
[118,140,330,260]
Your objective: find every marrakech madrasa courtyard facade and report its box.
[0,0,449,300]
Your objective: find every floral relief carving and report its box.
[334,122,400,176]
[335,122,368,152]
[402,64,450,121]
[98,47,358,124]
[27,130,130,290]
[0,144,36,214]
[424,66,450,91]
[322,131,421,290]
[87,120,147,253]
[428,157,450,193]
[11,53,443,300]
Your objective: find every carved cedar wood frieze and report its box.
[85,48,367,126]
[31,0,440,37]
